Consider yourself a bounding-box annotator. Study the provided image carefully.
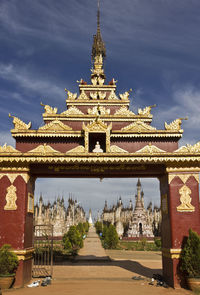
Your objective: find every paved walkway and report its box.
[75,226,109,261]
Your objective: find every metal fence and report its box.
[33,224,53,278]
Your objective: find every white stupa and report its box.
[88,209,93,226]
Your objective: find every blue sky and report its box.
[0,0,200,217]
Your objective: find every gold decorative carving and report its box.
[177,184,195,212]
[136,144,165,154]
[91,76,98,86]
[121,120,156,132]
[98,76,105,86]
[162,248,182,259]
[61,106,84,115]
[39,119,72,131]
[110,145,128,153]
[90,91,106,100]
[0,144,20,153]
[88,106,110,115]
[28,144,59,154]
[119,89,132,100]
[168,173,199,184]
[65,89,77,100]
[13,248,34,261]
[0,173,30,184]
[90,91,98,100]
[40,103,57,114]
[66,146,85,153]
[161,194,168,214]
[175,142,200,153]
[114,106,135,116]
[108,89,118,100]
[138,105,156,117]
[9,114,31,130]
[4,184,17,210]
[78,90,88,100]
[165,118,187,132]
[99,91,106,100]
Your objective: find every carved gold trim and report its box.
[88,106,110,115]
[177,184,195,212]
[41,103,57,115]
[136,144,165,154]
[28,144,60,154]
[66,146,85,153]
[167,167,200,173]
[39,119,72,131]
[0,144,20,153]
[114,106,135,116]
[121,120,156,132]
[138,105,155,117]
[61,106,84,115]
[0,173,30,184]
[13,248,34,261]
[168,173,199,184]
[165,118,186,132]
[4,184,17,210]
[175,142,200,153]
[110,145,128,153]
[162,248,182,259]
[9,114,31,131]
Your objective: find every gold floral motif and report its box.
[65,89,77,100]
[114,106,135,116]
[165,118,187,132]
[88,106,110,115]
[168,173,199,184]
[121,120,156,132]
[138,105,156,117]
[99,91,106,100]
[9,114,31,130]
[83,118,112,132]
[39,119,72,131]
[78,90,88,100]
[175,142,200,153]
[61,106,84,115]
[0,144,20,153]
[119,89,132,100]
[110,145,128,153]
[40,103,57,115]
[136,144,165,154]
[108,90,118,100]
[28,144,59,154]
[66,146,85,153]
[177,184,195,212]
[4,184,17,210]
[90,91,98,100]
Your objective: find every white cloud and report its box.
[0,131,15,146]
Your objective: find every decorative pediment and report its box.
[114,106,135,116]
[165,118,187,132]
[83,118,112,132]
[121,120,156,132]
[78,90,88,100]
[65,89,77,100]
[0,144,20,153]
[88,106,110,115]
[108,90,118,100]
[39,119,72,131]
[66,146,85,153]
[136,144,165,154]
[110,145,128,153]
[175,142,200,153]
[138,105,156,117]
[9,114,31,131]
[61,106,84,116]
[28,144,59,154]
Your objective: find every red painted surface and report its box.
[14,259,32,287]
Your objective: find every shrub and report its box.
[63,226,83,255]
[0,244,19,276]
[154,238,161,249]
[104,224,119,249]
[180,229,200,278]
[95,221,103,235]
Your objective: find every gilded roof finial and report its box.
[91,0,106,64]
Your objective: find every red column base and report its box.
[162,255,186,288]
[14,259,32,287]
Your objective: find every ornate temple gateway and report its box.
[0,4,200,289]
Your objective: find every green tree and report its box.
[104,224,119,249]
[0,244,19,275]
[63,226,83,255]
[95,221,103,235]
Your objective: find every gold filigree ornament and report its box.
[138,105,156,117]
[175,141,200,153]
[0,144,20,153]
[4,184,17,210]
[177,184,195,212]
[83,118,112,132]
[39,119,72,131]
[28,144,60,154]
[40,103,57,115]
[135,144,166,154]
[88,106,110,116]
[108,90,118,100]
[61,106,84,116]
[110,145,128,153]
[114,106,135,116]
[121,120,156,132]
[164,118,187,132]
[168,173,199,184]
[78,90,88,100]
[119,89,132,100]
[90,91,98,100]
[65,89,77,100]
[66,146,85,153]
[99,91,106,100]
[9,114,31,130]
[0,173,30,184]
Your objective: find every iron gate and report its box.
[33,224,53,278]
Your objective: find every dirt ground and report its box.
[3,251,192,295]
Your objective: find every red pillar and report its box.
[0,170,35,287]
[160,171,200,288]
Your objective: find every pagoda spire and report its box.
[91,0,106,83]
